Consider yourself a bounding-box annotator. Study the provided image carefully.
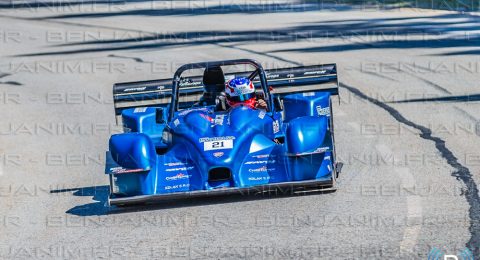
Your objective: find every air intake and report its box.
[208,167,232,182]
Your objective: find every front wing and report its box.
[109,178,336,206]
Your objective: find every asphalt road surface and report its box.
[0,1,479,259]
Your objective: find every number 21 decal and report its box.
[204,140,233,151]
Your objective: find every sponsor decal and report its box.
[304,70,327,75]
[258,110,266,119]
[124,87,146,92]
[313,147,329,153]
[178,108,209,116]
[165,173,191,181]
[316,105,330,116]
[133,107,147,113]
[266,74,280,79]
[248,176,271,181]
[244,160,276,165]
[303,92,315,97]
[110,167,146,174]
[273,120,280,133]
[213,152,224,158]
[179,80,202,87]
[165,183,190,190]
[165,166,194,172]
[295,147,329,156]
[236,85,252,94]
[173,119,180,127]
[287,74,294,78]
[252,154,270,159]
[248,166,275,173]
[164,162,187,166]
[199,136,235,142]
[162,131,172,143]
[213,115,225,126]
[178,110,192,116]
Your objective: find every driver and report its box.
[225,77,267,110]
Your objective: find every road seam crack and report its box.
[341,82,480,257]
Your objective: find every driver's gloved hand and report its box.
[255,99,268,110]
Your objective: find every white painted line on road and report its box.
[375,144,423,254]
[398,168,423,254]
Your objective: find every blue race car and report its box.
[106,59,341,206]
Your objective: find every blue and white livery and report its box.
[106,59,341,206]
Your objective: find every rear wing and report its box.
[261,64,338,97]
[113,64,338,123]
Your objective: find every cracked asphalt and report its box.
[0,1,479,259]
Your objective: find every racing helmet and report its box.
[225,77,256,108]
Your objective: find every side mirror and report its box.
[273,96,283,112]
[155,108,165,124]
[216,92,227,111]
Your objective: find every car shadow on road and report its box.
[50,185,111,216]
[53,185,336,216]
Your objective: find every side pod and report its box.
[285,116,328,155]
[285,116,329,181]
[109,133,156,171]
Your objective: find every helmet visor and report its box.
[227,92,255,103]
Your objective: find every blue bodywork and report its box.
[106,91,335,198]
